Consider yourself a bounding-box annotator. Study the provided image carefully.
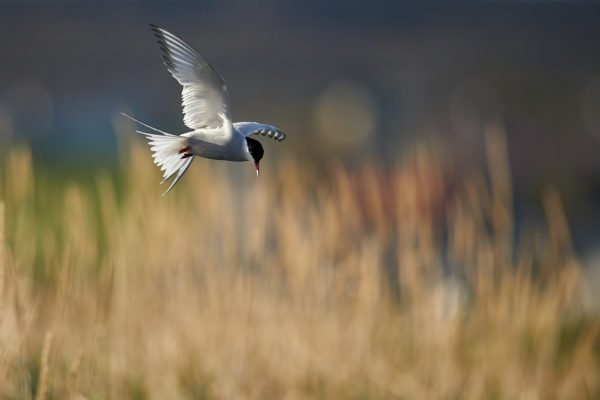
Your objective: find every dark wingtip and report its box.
[149,24,163,37]
[150,25,167,53]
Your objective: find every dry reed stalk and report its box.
[0,143,595,399]
[66,351,82,399]
[0,201,4,302]
[34,330,52,400]
[543,188,575,268]
[485,124,513,272]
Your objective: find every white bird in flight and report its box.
[123,24,286,195]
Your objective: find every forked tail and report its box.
[121,113,194,195]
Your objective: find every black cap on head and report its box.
[246,137,264,163]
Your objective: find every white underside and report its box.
[183,127,251,162]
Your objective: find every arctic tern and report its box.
[123,25,286,195]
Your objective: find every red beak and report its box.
[254,162,260,177]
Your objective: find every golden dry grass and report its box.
[0,131,597,399]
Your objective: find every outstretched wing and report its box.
[233,122,286,142]
[151,25,231,130]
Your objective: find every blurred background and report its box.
[1,0,600,259]
[2,2,600,398]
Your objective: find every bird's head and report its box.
[246,137,264,177]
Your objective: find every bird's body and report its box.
[123,25,285,194]
[183,127,241,161]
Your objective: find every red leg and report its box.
[178,146,191,154]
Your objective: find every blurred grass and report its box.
[0,130,597,399]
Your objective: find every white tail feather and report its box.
[122,113,194,195]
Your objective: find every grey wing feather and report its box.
[233,122,286,142]
[150,25,231,130]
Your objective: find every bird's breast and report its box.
[187,132,247,161]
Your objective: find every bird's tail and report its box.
[121,113,194,195]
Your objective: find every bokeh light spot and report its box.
[314,81,378,151]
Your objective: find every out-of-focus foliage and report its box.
[0,132,596,399]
